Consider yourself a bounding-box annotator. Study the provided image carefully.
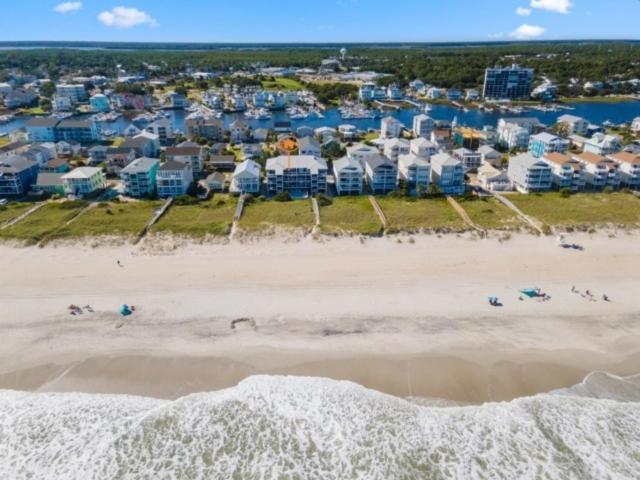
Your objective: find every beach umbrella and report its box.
[119,304,132,316]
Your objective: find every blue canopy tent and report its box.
[520,288,539,298]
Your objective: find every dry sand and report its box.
[0,231,639,403]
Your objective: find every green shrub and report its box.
[559,187,572,198]
[273,191,292,202]
[603,186,614,194]
[173,195,200,206]
[316,193,333,207]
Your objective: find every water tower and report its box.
[340,48,347,62]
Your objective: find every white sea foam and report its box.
[1,373,639,479]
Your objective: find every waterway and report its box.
[2,100,639,138]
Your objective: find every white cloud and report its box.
[53,2,82,13]
[510,24,546,40]
[97,6,158,28]
[516,7,532,16]
[530,0,572,14]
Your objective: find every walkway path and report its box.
[136,198,173,243]
[491,192,546,235]
[229,194,246,240]
[368,195,388,230]
[446,196,485,233]
[310,197,320,235]
[0,202,45,230]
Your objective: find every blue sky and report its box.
[1,0,639,43]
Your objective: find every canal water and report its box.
[2,101,639,138]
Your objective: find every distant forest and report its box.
[1,42,640,94]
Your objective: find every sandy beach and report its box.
[1,231,639,403]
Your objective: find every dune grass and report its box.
[376,197,466,233]
[152,195,237,237]
[47,200,162,241]
[0,201,87,244]
[239,199,314,232]
[458,197,524,230]
[509,192,640,228]
[0,202,36,226]
[319,197,382,235]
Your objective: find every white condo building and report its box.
[412,114,434,138]
[380,116,403,139]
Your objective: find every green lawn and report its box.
[319,197,382,235]
[363,132,379,142]
[0,201,87,244]
[509,192,640,228]
[47,201,162,241]
[458,197,524,230]
[0,202,36,225]
[239,199,314,232]
[152,195,237,237]
[376,197,467,233]
[261,77,304,91]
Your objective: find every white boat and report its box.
[256,108,272,120]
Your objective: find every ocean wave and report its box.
[1,373,639,479]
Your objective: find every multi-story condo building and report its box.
[572,152,621,190]
[120,157,160,198]
[430,153,465,195]
[398,153,430,194]
[452,148,482,172]
[347,143,380,165]
[185,117,223,141]
[583,133,622,156]
[528,132,570,158]
[90,94,110,112]
[53,95,73,112]
[410,137,438,160]
[156,161,194,198]
[386,84,403,100]
[230,159,262,194]
[25,117,59,143]
[383,138,410,163]
[358,82,386,101]
[380,117,403,139]
[507,153,552,193]
[55,84,87,103]
[498,117,541,134]
[412,114,434,138]
[0,156,39,196]
[145,119,173,143]
[55,119,98,144]
[557,115,589,136]
[364,154,397,195]
[165,146,206,178]
[333,156,364,195]
[482,64,534,100]
[609,152,640,189]
[266,155,328,196]
[61,167,106,196]
[541,152,586,192]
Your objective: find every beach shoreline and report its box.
[1,231,639,404]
